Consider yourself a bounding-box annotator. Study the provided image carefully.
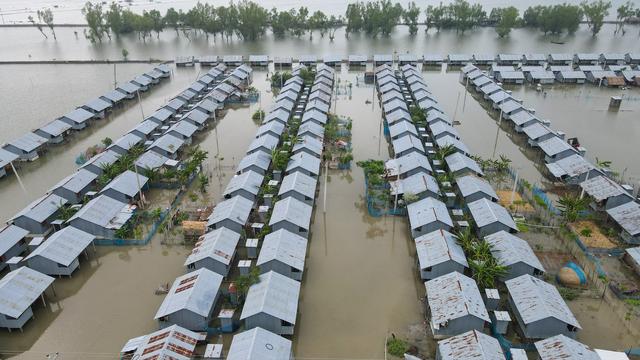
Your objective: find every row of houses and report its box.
[463,64,640,245]
[0,64,171,181]
[447,52,640,67]
[0,64,252,333]
[385,64,609,359]
[484,63,639,87]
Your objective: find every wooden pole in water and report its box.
[452,92,460,124]
[323,161,328,214]
[136,90,145,120]
[462,76,468,113]
[10,161,28,196]
[510,170,518,205]
[113,63,117,89]
[393,164,401,212]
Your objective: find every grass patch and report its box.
[387,337,409,357]
[558,287,580,301]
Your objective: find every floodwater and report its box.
[294,70,430,359]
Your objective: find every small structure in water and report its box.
[436,330,505,360]
[24,226,95,276]
[227,327,293,359]
[0,267,54,331]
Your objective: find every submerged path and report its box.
[294,70,428,358]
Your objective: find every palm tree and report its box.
[435,144,456,161]
[455,227,476,253]
[469,258,508,288]
[557,194,590,223]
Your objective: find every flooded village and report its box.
[1,1,640,359]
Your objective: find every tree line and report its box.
[27,0,640,42]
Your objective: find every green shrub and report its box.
[580,228,592,238]
[558,287,580,301]
[386,337,408,357]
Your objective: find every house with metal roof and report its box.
[412,89,434,104]
[134,150,175,171]
[286,152,321,179]
[522,53,546,65]
[257,229,307,281]
[292,135,323,159]
[166,120,198,144]
[385,152,432,179]
[480,83,502,98]
[497,100,525,121]
[276,90,299,104]
[57,108,95,131]
[0,267,54,331]
[436,330,505,360]
[154,64,172,77]
[447,54,473,66]
[148,108,174,125]
[81,98,112,119]
[467,198,518,237]
[624,247,640,276]
[496,54,521,65]
[427,111,453,126]
[445,152,484,178]
[472,76,493,90]
[302,109,328,127]
[539,136,578,163]
[184,227,240,277]
[392,135,426,158]
[207,195,253,234]
[379,82,401,95]
[100,170,148,203]
[506,274,581,339]
[415,229,468,280]
[50,168,97,204]
[580,175,635,210]
[132,75,152,91]
[436,135,470,156]
[143,69,163,83]
[280,82,302,95]
[408,197,453,238]
[100,89,127,106]
[348,54,368,66]
[455,175,498,204]
[547,54,573,65]
[573,53,600,65]
[197,74,216,88]
[418,99,444,114]
[25,226,95,276]
[247,54,268,66]
[398,53,419,65]
[164,98,187,115]
[237,151,272,176]
[0,148,18,178]
[305,99,330,114]
[311,84,332,99]
[10,193,66,235]
[425,272,490,338]
[545,154,600,185]
[80,149,121,175]
[390,172,440,201]
[526,70,556,84]
[116,81,141,99]
[263,109,290,126]
[509,111,540,132]
[4,132,48,161]
[181,109,210,131]
[177,89,198,104]
[34,119,72,144]
[223,171,264,202]
[108,132,143,156]
[272,98,295,114]
[272,56,293,68]
[240,271,301,335]
[122,324,205,360]
[430,121,461,140]
[424,54,444,65]
[67,194,134,238]
[586,70,618,84]
[269,197,313,239]
[523,123,558,147]
[485,231,545,280]
[148,134,186,159]
[388,120,418,140]
[372,54,392,65]
[385,108,412,126]
[194,98,221,116]
[496,71,525,84]
[0,225,29,271]
[227,327,293,360]
[247,134,279,156]
[383,99,409,118]
[278,171,317,206]
[600,53,626,65]
[489,92,517,109]
[154,268,223,330]
[535,334,599,360]
[606,202,640,244]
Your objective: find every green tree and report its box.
[403,2,420,35]
[122,48,129,60]
[308,10,330,38]
[557,194,590,223]
[234,1,269,40]
[101,137,113,147]
[345,2,364,35]
[82,2,106,42]
[145,9,165,38]
[28,15,48,39]
[425,4,446,32]
[235,267,261,300]
[495,7,519,37]
[163,7,182,33]
[581,0,611,36]
[469,258,508,288]
[37,9,56,40]
[615,1,635,34]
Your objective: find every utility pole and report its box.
[113,63,117,89]
[136,90,145,120]
[10,161,27,196]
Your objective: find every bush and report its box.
[558,287,580,301]
[386,337,408,357]
[580,228,592,238]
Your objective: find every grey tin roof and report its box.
[237,151,272,173]
[523,122,555,141]
[467,198,517,231]
[263,109,290,125]
[62,108,94,124]
[247,134,279,154]
[625,247,640,267]
[38,119,72,137]
[415,229,468,270]
[535,335,598,360]
[195,98,220,113]
[149,108,174,123]
[445,152,483,176]
[436,135,470,155]
[505,274,580,328]
[580,175,631,202]
[11,193,67,223]
[101,170,149,198]
[165,98,187,112]
[117,81,140,94]
[498,100,524,114]
[407,197,453,230]
[0,225,29,256]
[385,152,432,177]
[168,120,198,138]
[425,272,490,329]
[302,109,328,125]
[135,150,171,170]
[559,70,586,79]
[223,171,264,198]
[257,121,285,138]
[101,89,127,103]
[148,134,186,155]
[227,327,292,360]
[240,270,301,324]
[0,267,54,318]
[133,75,152,86]
[485,231,544,272]
[509,110,538,127]
[155,267,223,319]
[110,132,143,152]
[207,196,253,228]
[606,202,640,236]
[286,152,321,176]
[437,330,505,360]
[388,120,418,139]
[8,132,48,153]
[184,227,240,267]
[25,226,95,266]
[68,194,133,230]
[279,171,317,200]
[269,197,313,230]
[257,229,308,271]
[430,121,461,139]
[50,168,97,194]
[427,111,452,125]
[184,109,209,126]
[456,175,497,200]
[392,134,425,154]
[81,149,121,171]
[292,135,323,157]
[305,99,330,114]
[488,91,512,105]
[390,172,439,197]
[84,98,111,112]
[0,148,19,167]
[385,108,412,125]
[545,154,596,179]
[539,136,575,157]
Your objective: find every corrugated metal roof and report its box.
[485,231,545,272]
[165,98,187,112]
[456,175,497,200]
[437,330,505,360]
[467,198,517,231]
[50,168,97,194]
[240,271,300,323]
[195,98,220,113]
[133,75,152,86]
[155,268,223,319]
[131,119,161,136]
[280,82,302,94]
[488,91,513,105]
[305,99,330,114]
[407,197,453,230]
[144,69,163,79]
[189,81,206,93]
[207,196,253,228]
[0,225,29,256]
[81,149,121,171]
[427,110,452,125]
[101,170,149,198]
[424,54,444,62]
[549,53,573,61]
[415,229,468,270]
[155,64,171,74]
[302,109,328,125]
[184,227,240,267]
[101,89,127,103]
[0,267,54,318]
[184,109,209,125]
[385,152,432,177]
[385,108,411,125]
[168,120,198,138]
[545,154,595,179]
[509,110,538,127]
[348,54,368,62]
[392,134,425,155]
[425,272,490,329]
[83,98,111,112]
[499,71,525,80]
[436,135,470,155]
[110,132,143,151]
[223,171,264,198]
[505,274,580,328]
[525,53,546,61]
[380,82,401,94]
[473,76,493,88]
[606,202,640,236]
[8,132,48,153]
[129,324,204,360]
[150,108,174,123]
[418,99,443,113]
[575,53,600,61]
[117,81,140,94]
[11,193,66,223]
[257,229,307,271]
[68,194,133,230]
[135,150,171,170]
[539,136,575,157]
[269,197,312,230]
[448,54,472,62]
[0,148,19,167]
[227,327,292,360]
[237,151,272,173]
[389,120,418,139]
[247,134,279,154]
[38,119,72,137]
[535,335,598,360]
[523,122,554,141]
[445,153,483,176]
[580,175,631,202]
[276,89,298,103]
[26,226,95,266]
[390,172,439,197]
[279,171,317,200]
[529,70,555,80]
[263,109,290,125]
[272,98,295,113]
[178,89,198,101]
[286,152,321,176]
[559,70,586,80]
[310,84,332,98]
[626,247,640,267]
[148,134,186,155]
[292,135,323,157]
[430,121,461,139]
[480,83,501,95]
[498,100,523,114]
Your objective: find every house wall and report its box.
[208,219,244,235]
[411,222,452,239]
[286,167,318,179]
[462,192,493,204]
[13,216,49,235]
[604,194,634,210]
[508,296,578,339]
[431,315,486,338]
[259,260,303,281]
[59,118,87,130]
[280,191,314,206]
[165,294,218,331]
[272,221,309,239]
[419,260,465,281]
[0,241,28,271]
[101,188,131,204]
[27,255,80,276]
[52,187,82,204]
[477,223,514,238]
[292,147,320,159]
[244,313,294,335]
[191,257,230,277]
[227,189,257,202]
[0,307,33,330]
[502,262,538,281]
[69,218,115,238]
[545,149,576,163]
